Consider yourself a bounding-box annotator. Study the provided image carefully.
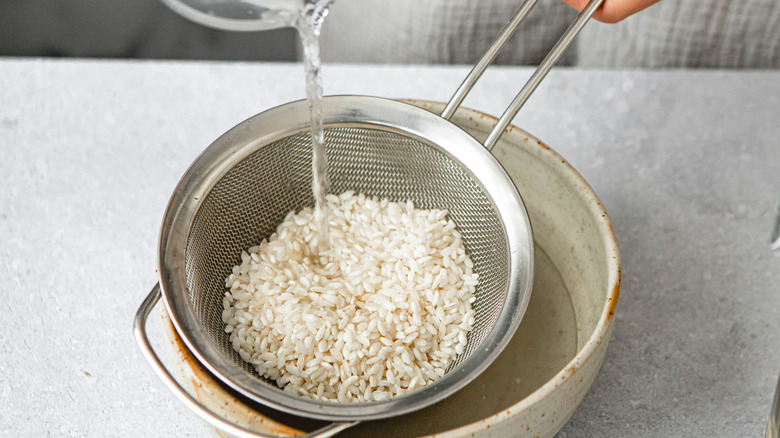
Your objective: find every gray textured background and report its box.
[0,58,778,436]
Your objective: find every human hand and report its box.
[559,0,661,23]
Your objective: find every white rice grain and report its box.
[222,192,477,403]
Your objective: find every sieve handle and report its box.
[133,284,359,438]
[441,0,605,151]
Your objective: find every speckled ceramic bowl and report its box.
[154,100,621,438]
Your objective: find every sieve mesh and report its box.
[183,126,510,391]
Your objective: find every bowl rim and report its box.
[402,100,621,437]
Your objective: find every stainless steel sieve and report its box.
[134,0,604,436]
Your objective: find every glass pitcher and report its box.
[160,0,329,31]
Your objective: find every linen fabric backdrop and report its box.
[0,0,777,68]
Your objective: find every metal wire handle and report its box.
[768,199,780,437]
[133,284,359,438]
[769,377,780,438]
[442,0,606,151]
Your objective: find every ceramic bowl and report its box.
[155,100,621,437]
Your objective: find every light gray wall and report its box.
[2,0,778,68]
[0,0,297,61]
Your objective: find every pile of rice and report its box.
[222,191,477,403]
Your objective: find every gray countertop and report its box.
[0,58,778,437]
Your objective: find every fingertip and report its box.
[592,10,624,24]
[595,0,662,23]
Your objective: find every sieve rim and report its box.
[157,96,534,421]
